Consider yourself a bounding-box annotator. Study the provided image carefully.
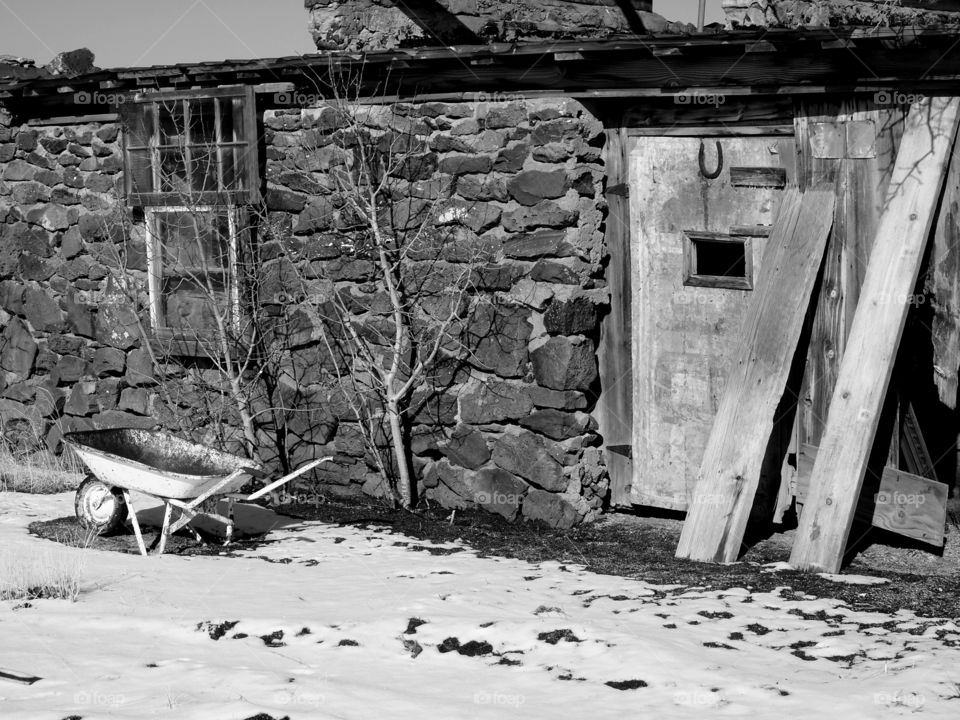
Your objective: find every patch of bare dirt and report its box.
[30,494,960,618]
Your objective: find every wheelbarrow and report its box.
[65,428,329,556]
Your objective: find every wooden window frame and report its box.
[682,230,754,291]
[145,206,244,357]
[122,86,260,207]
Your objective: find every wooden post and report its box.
[790,97,960,572]
[676,186,835,563]
[599,123,634,504]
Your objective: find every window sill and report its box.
[148,327,249,360]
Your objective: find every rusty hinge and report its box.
[606,183,629,198]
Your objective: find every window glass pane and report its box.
[189,97,218,145]
[219,97,237,143]
[154,211,232,330]
[189,145,219,193]
[157,100,186,145]
[158,148,188,195]
[156,211,229,274]
[220,146,236,190]
[161,275,227,331]
[229,97,245,144]
[127,149,154,195]
[125,103,155,148]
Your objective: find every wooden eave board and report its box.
[676,186,835,563]
[789,96,960,573]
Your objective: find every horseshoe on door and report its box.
[698,140,723,180]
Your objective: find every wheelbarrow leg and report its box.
[224,497,235,545]
[157,502,173,555]
[123,490,148,557]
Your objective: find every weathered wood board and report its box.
[793,102,906,456]
[599,125,634,502]
[926,126,960,410]
[676,187,835,563]
[790,97,960,573]
[627,134,796,510]
[796,444,948,546]
[730,166,788,188]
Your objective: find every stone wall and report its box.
[0,94,612,529]
[306,0,654,51]
[262,97,610,527]
[722,0,960,28]
[0,109,159,456]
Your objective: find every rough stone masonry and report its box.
[0,90,613,529]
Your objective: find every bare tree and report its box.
[294,67,486,508]
[103,76,487,508]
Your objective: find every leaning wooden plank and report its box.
[790,97,960,572]
[676,186,835,563]
[794,444,948,546]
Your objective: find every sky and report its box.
[0,0,725,69]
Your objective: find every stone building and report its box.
[1,1,959,564]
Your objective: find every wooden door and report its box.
[628,134,796,510]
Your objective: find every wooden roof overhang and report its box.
[6,26,960,119]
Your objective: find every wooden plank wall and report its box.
[927,139,960,411]
[793,99,906,462]
[790,97,960,572]
[599,121,634,502]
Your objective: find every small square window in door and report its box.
[682,231,753,291]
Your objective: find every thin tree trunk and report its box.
[386,395,412,508]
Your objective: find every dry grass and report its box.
[0,542,87,602]
[0,446,83,494]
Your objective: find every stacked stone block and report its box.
[0,112,159,455]
[263,98,610,527]
[0,94,612,529]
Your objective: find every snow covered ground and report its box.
[2,491,959,719]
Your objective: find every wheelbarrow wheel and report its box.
[75,476,127,534]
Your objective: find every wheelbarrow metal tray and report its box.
[64,428,262,500]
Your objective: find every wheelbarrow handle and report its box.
[245,457,332,501]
